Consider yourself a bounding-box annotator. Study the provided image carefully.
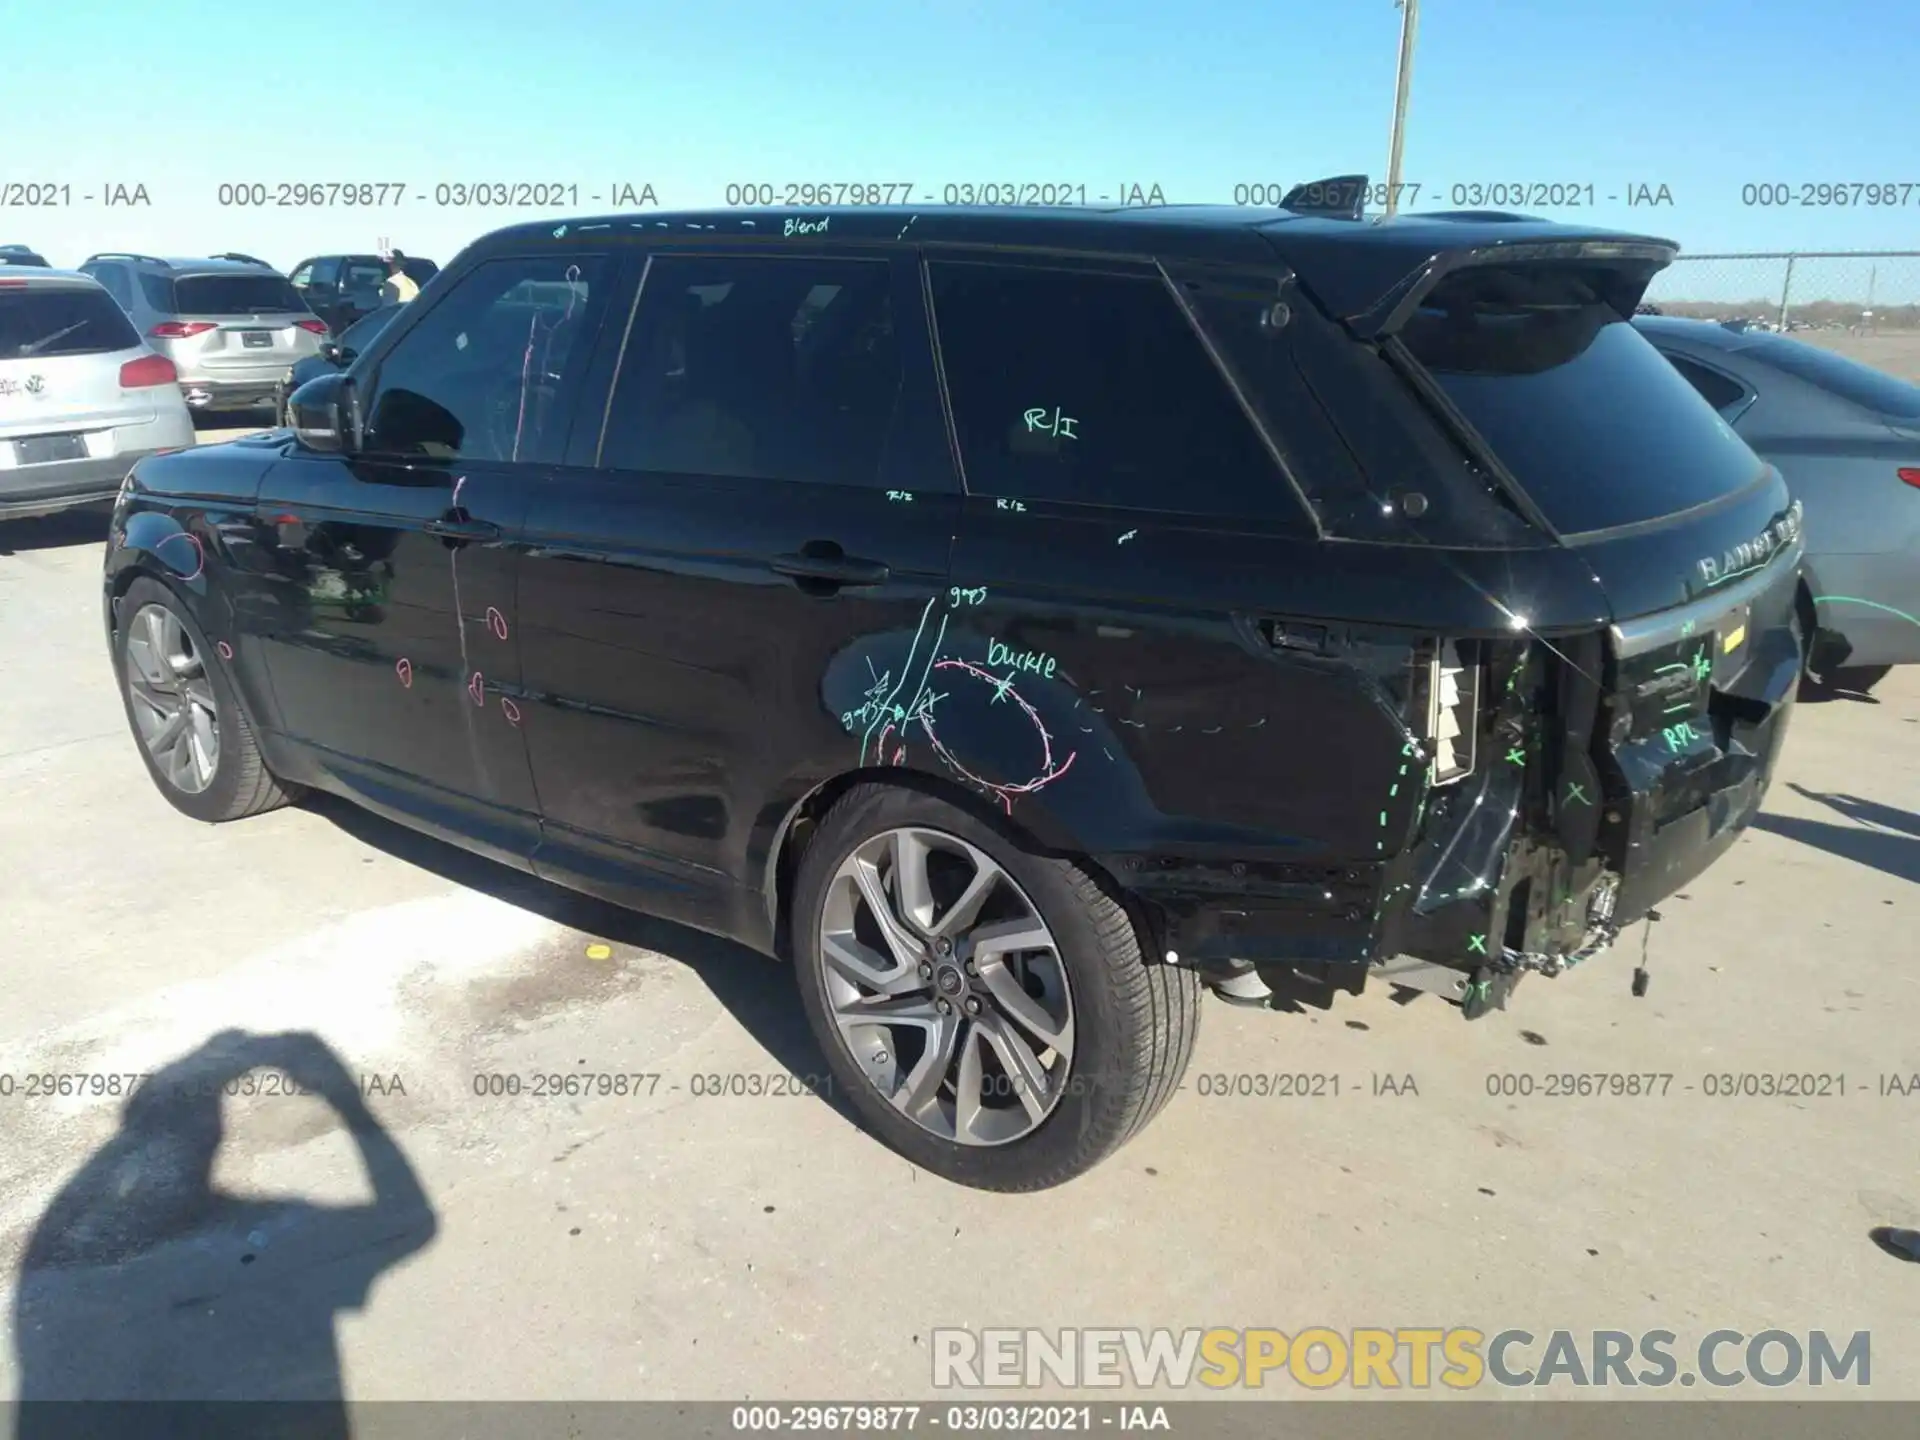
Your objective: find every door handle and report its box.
[769,549,890,588]
[426,514,500,542]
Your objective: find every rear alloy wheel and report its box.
[792,784,1199,1191]
[114,576,301,823]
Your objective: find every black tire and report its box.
[112,576,302,823]
[790,783,1200,1191]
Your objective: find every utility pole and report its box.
[1384,0,1421,218]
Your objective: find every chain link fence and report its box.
[1644,251,1920,381]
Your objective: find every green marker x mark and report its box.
[1565,782,1589,806]
[1691,648,1712,683]
[1505,748,1525,766]
[1467,933,1487,954]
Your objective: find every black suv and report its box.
[287,253,439,335]
[102,189,1804,1190]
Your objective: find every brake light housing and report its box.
[1899,467,1920,490]
[119,354,178,388]
[149,321,215,339]
[294,318,328,335]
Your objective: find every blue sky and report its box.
[5,0,1916,299]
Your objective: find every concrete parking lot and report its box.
[1,457,1917,1403]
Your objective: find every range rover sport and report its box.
[101,183,1804,1190]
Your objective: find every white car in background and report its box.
[0,269,195,522]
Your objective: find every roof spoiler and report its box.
[1279,174,1370,221]
[1347,238,1679,340]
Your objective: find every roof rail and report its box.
[83,252,169,267]
[212,252,272,267]
[1279,174,1370,221]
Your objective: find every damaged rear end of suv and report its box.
[1172,197,1804,1019]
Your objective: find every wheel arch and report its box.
[758,765,1156,965]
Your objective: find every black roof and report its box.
[475,204,1680,333]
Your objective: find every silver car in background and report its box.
[0,269,195,521]
[76,254,325,417]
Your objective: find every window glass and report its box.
[340,259,387,295]
[288,263,314,289]
[338,304,402,353]
[171,273,305,315]
[599,255,901,487]
[361,255,606,464]
[1401,266,1766,535]
[1662,352,1749,414]
[137,272,174,311]
[927,262,1295,519]
[0,285,141,359]
[309,258,342,288]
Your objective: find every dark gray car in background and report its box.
[1635,315,1920,694]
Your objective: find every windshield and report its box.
[1402,266,1769,536]
[172,273,307,316]
[0,286,141,359]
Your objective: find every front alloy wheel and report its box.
[819,826,1076,1147]
[124,601,221,793]
[113,575,301,823]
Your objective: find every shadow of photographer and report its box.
[12,1029,437,1436]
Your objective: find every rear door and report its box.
[925,254,1404,950]
[337,256,390,328]
[514,244,957,938]
[250,250,616,862]
[291,257,346,332]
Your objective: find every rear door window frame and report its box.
[922,250,1319,534]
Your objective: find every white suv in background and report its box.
[0,270,195,521]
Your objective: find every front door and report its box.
[251,249,615,861]
[515,246,958,940]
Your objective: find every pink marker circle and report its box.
[396,658,413,688]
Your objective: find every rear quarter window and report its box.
[1401,266,1768,536]
[0,286,142,359]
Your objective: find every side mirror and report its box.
[288,371,358,455]
[319,341,343,365]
